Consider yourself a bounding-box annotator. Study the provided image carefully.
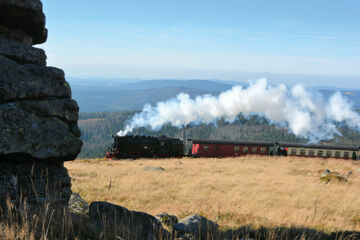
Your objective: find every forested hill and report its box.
[78,111,360,159]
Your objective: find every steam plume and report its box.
[117,79,360,142]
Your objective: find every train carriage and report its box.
[189,139,273,158]
[280,143,359,160]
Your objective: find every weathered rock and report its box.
[155,212,179,228]
[0,0,43,11]
[0,0,47,44]
[0,25,33,45]
[68,192,89,215]
[173,214,218,240]
[0,0,81,212]
[89,201,171,240]
[0,107,82,161]
[0,56,71,103]
[0,161,71,213]
[17,98,79,123]
[0,38,46,65]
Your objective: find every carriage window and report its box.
[160,142,165,146]
[300,149,306,156]
[335,151,341,157]
[344,152,349,158]
[243,147,248,153]
[234,146,240,152]
[309,150,315,156]
[317,150,323,157]
[291,149,297,155]
[203,145,209,152]
[251,147,257,153]
[260,147,266,153]
[326,151,332,157]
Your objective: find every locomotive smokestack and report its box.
[117,78,360,142]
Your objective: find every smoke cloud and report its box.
[117,79,360,142]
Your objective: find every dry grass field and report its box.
[66,156,360,233]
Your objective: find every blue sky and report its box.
[42,0,360,87]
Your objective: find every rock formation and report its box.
[0,0,82,213]
[89,201,171,240]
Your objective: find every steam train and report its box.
[105,135,360,160]
[105,135,184,159]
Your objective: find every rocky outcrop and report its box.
[0,161,71,213]
[0,0,47,44]
[89,201,171,240]
[0,0,81,213]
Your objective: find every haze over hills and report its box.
[69,77,360,113]
[70,79,235,112]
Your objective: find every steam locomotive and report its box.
[105,135,360,160]
[105,135,184,159]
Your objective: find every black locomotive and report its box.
[105,135,184,159]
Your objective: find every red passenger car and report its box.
[190,139,274,158]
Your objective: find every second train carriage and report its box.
[189,139,274,157]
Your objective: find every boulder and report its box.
[0,0,47,44]
[173,214,218,240]
[0,161,72,214]
[155,212,179,228]
[68,192,89,215]
[0,37,46,65]
[89,201,171,240]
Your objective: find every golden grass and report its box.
[66,156,360,233]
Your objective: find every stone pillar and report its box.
[0,0,82,214]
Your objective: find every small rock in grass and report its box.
[143,166,165,171]
[156,212,179,228]
[320,169,331,177]
[173,214,218,240]
[68,192,89,215]
[320,173,348,183]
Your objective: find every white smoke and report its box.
[117,79,360,142]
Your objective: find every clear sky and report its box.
[42,0,360,86]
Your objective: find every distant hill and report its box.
[74,87,227,112]
[68,78,360,112]
[70,79,235,112]
[119,79,235,91]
